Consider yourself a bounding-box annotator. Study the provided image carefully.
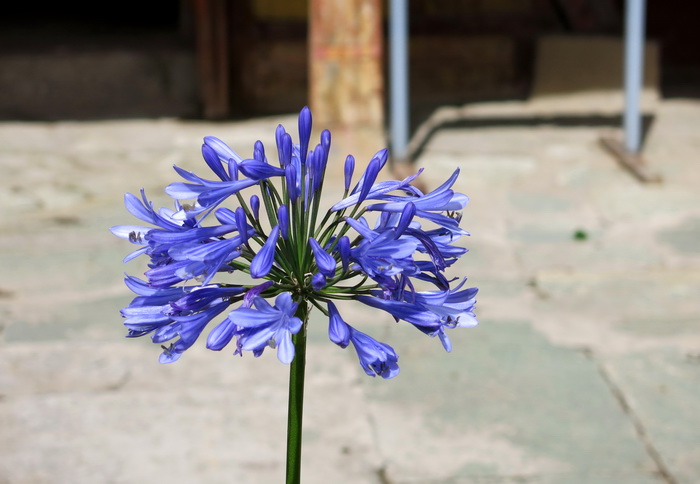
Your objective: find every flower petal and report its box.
[277,331,295,364]
[250,226,279,278]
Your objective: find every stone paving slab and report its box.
[362,319,659,484]
[601,348,700,484]
[0,339,383,484]
[2,99,700,483]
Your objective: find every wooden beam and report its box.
[308,0,384,129]
[600,136,662,183]
[193,0,230,119]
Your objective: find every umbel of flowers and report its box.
[112,106,477,379]
[112,107,477,483]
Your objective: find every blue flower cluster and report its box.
[112,107,477,378]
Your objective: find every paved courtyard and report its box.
[1,98,699,483]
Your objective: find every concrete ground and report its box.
[1,98,699,484]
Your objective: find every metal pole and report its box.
[389,0,409,162]
[623,0,647,153]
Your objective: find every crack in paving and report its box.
[583,349,678,484]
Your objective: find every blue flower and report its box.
[278,205,290,239]
[250,226,279,278]
[344,217,418,278]
[239,159,285,180]
[327,301,351,347]
[350,328,400,379]
[158,301,230,363]
[356,295,442,332]
[225,293,303,363]
[309,237,336,277]
[203,136,244,164]
[298,106,312,164]
[114,106,477,376]
[120,276,184,337]
[343,155,355,191]
[330,170,422,211]
[311,272,326,290]
[110,190,197,262]
[165,164,258,212]
[326,301,399,378]
[170,285,247,313]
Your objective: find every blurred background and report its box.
[2,0,699,122]
[1,1,699,483]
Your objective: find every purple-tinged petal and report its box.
[235,207,249,244]
[356,295,441,330]
[250,226,279,278]
[171,285,245,312]
[215,207,237,225]
[228,307,278,327]
[204,136,243,164]
[243,281,275,308]
[239,159,285,180]
[172,165,221,186]
[275,125,288,165]
[197,179,258,206]
[395,202,416,236]
[309,146,326,193]
[168,237,241,262]
[366,169,465,213]
[122,190,185,231]
[337,236,351,272]
[348,327,399,379]
[285,164,298,202]
[311,272,326,290]
[309,237,336,277]
[123,246,149,263]
[350,149,389,195]
[278,205,289,239]
[206,317,237,350]
[159,343,183,363]
[110,225,151,244]
[287,314,303,334]
[250,195,260,219]
[277,331,295,364]
[239,323,277,350]
[254,140,266,163]
[357,158,381,204]
[344,216,377,240]
[227,292,302,362]
[344,155,355,191]
[228,158,239,180]
[281,133,293,167]
[147,224,237,245]
[274,292,297,316]
[164,182,208,200]
[152,322,181,343]
[438,330,452,352]
[327,301,350,348]
[330,171,423,211]
[202,143,229,181]
[298,106,312,164]
[321,129,331,153]
[123,275,181,297]
[145,260,196,287]
[123,192,155,223]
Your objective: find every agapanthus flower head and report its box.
[112,107,477,379]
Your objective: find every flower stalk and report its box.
[285,301,308,484]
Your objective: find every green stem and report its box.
[285,300,309,484]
